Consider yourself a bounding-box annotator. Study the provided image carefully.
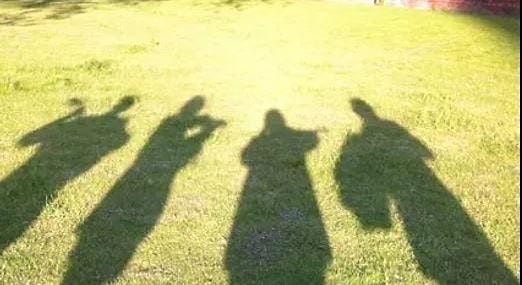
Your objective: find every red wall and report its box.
[402,0,520,14]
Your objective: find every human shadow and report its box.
[0,97,134,254]
[335,98,518,284]
[225,110,331,285]
[62,96,225,284]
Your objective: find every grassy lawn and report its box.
[0,0,520,284]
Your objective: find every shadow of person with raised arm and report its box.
[0,97,134,255]
[226,110,331,285]
[62,96,225,285]
[335,98,518,284]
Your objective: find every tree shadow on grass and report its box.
[212,0,269,9]
[0,0,166,25]
[225,110,331,285]
[0,0,291,23]
[62,96,225,284]
[0,97,135,255]
[466,12,520,50]
[335,98,518,284]
[207,0,292,10]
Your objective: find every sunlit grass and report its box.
[0,0,520,284]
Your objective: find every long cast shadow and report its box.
[335,98,518,284]
[0,97,134,254]
[225,110,332,285]
[62,96,225,284]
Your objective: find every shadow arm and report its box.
[186,116,226,143]
[18,107,84,147]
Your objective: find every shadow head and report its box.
[180,96,205,116]
[264,109,287,132]
[351,98,377,121]
[111,96,136,114]
[68,98,84,107]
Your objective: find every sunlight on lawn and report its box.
[0,0,520,284]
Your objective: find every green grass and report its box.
[0,0,520,284]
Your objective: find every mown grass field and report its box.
[0,0,520,284]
